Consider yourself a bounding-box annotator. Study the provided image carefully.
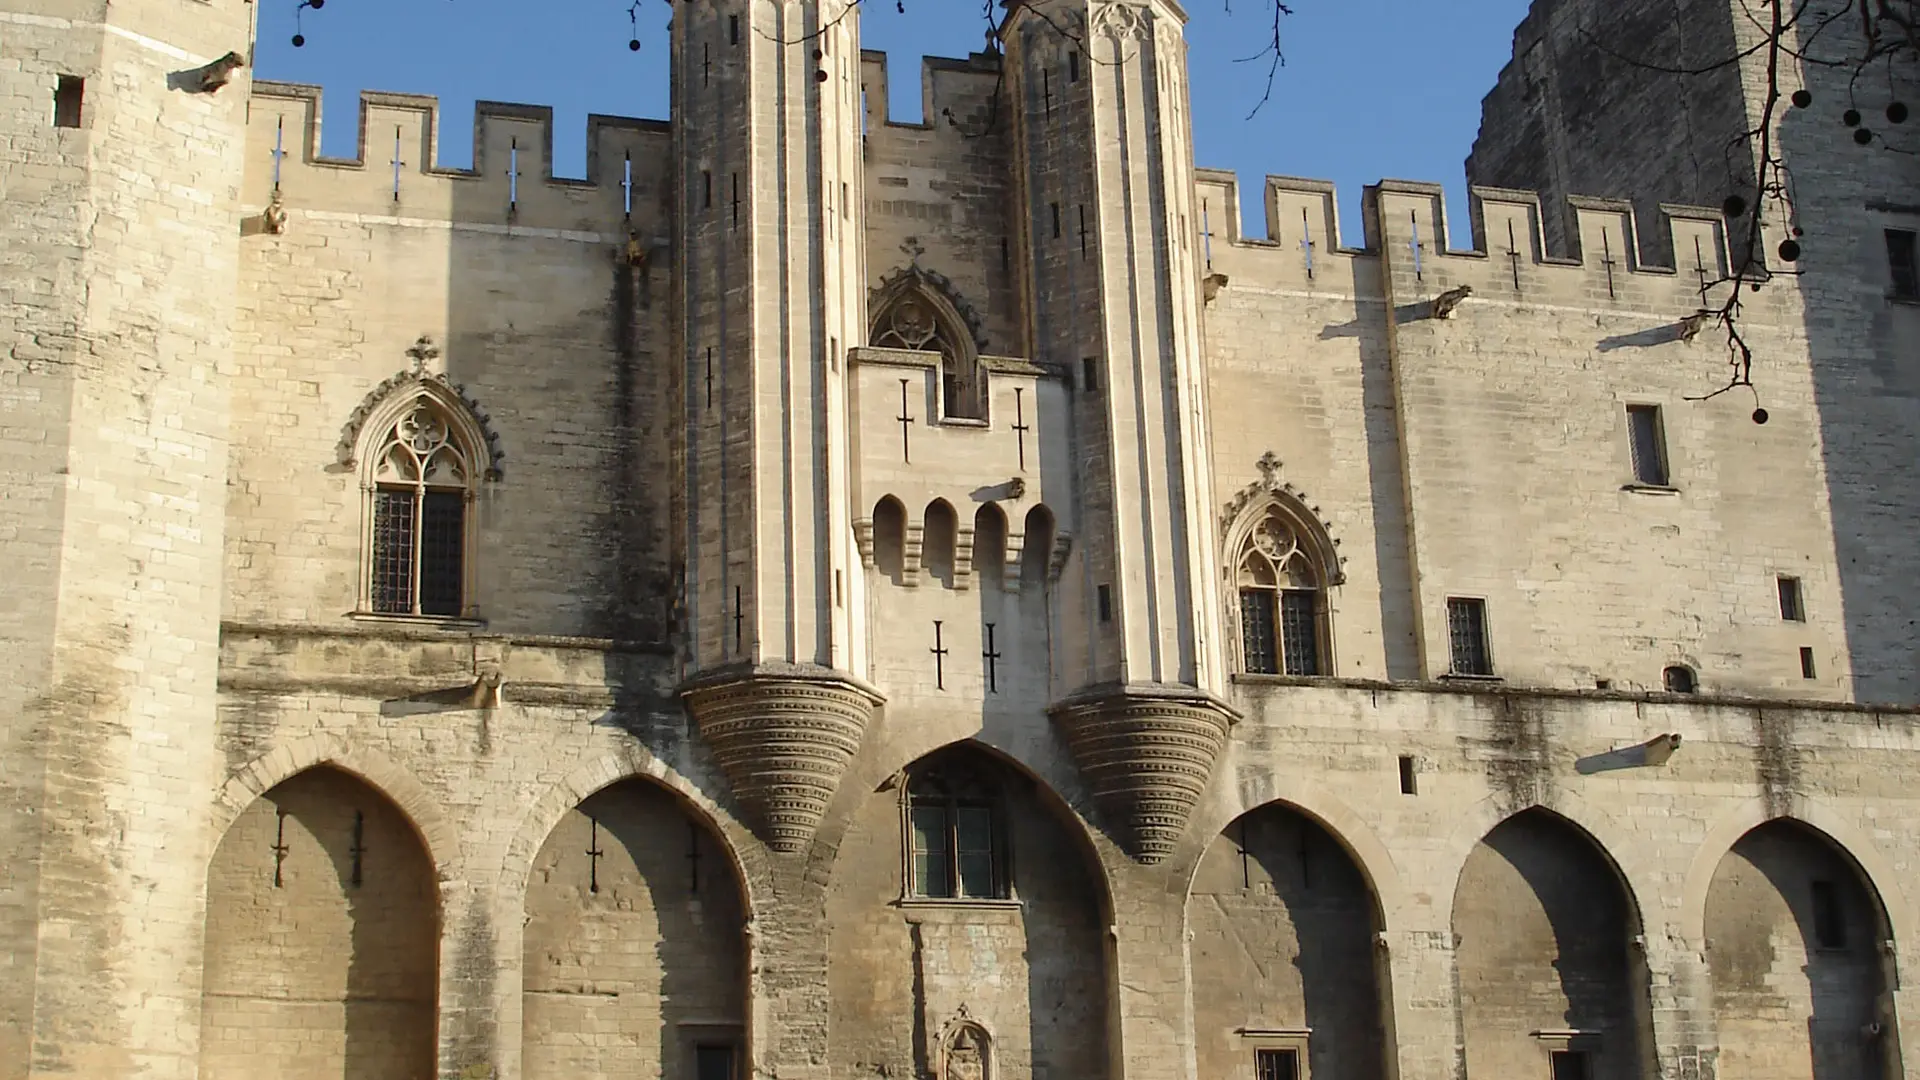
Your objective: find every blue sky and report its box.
[253,0,1533,239]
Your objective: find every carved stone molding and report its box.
[1050,684,1238,863]
[682,665,882,853]
[1219,451,1345,585]
[868,265,989,351]
[1090,1,1151,41]
[336,339,506,480]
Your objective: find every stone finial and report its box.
[682,667,881,853]
[1050,686,1237,863]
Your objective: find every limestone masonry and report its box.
[3,0,1918,1078]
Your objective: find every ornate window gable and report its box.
[869,265,988,422]
[1222,453,1343,677]
[346,355,498,621]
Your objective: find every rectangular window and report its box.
[1800,646,1818,679]
[1068,51,1081,83]
[909,805,952,898]
[1097,584,1113,622]
[729,14,740,44]
[955,805,996,898]
[1812,879,1847,948]
[697,1045,737,1080]
[370,488,417,614]
[1550,1050,1592,1080]
[418,490,465,617]
[1239,589,1279,674]
[1051,202,1061,239]
[1447,597,1493,676]
[53,75,83,129]
[1081,357,1100,392]
[1279,589,1321,676]
[1778,575,1804,621]
[1254,1048,1299,1080]
[1626,404,1669,486]
[1887,229,1919,300]
[1399,755,1418,795]
[703,170,712,209]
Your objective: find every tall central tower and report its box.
[672,0,877,854]
[1005,0,1238,863]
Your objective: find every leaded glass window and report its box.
[872,288,984,421]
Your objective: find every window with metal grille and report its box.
[906,759,1006,900]
[1240,589,1279,674]
[1447,597,1492,676]
[1279,589,1321,676]
[1888,229,1919,300]
[1777,575,1804,621]
[1254,1048,1299,1080]
[1626,404,1669,486]
[363,396,479,618]
[1233,502,1329,677]
[1550,1049,1591,1080]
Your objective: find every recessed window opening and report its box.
[1811,878,1847,948]
[1081,356,1100,392]
[729,14,740,44]
[1777,575,1804,621]
[1626,404,1669,486]
[53,75,84,129]
[1398,755,1418,795]
[1236,506,1327,677]
[1887,228,1919,300]
[1446,597,1492,676]
[702,170,712,209]
[1068,51,1081,83]
[696,1044,739,1080]
[906,759,1007,900]
[366,397,478,618]
[1549,1049,1592,1080]
[1800,646,1818,679]
[1253,1048,1299,1080]
[1663,665,1696,693]
[1050,202,1061,238]
[1097,584,1113,622]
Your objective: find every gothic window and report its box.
[1234,506,1326,676]
[1020,505,1054,589]
[905,760,1006,900]
[361,393,483,618]
[872,287,984,422]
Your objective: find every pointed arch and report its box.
[974,503,1008,588]
[924,500,959,587]
[869,267,987,421]
[1020,505,1055,588]
[1222,459,1344,676]
[873,496,907,585]
[349,375,495,618]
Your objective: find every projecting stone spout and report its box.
[682,664,882,854]
[1050,685,1238,864]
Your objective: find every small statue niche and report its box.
[939,1021,990,1080]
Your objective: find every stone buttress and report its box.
[672,0,879,854]
[1004,0,1236,864]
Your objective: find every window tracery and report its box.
[871,285,985,421]
[358,390,486,619]
[1233,505,1327,676]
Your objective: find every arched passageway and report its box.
[1452,808,1651,1080]
[827,744,1109,1080]
[1188,802,1389,1080]
[200,766,439,1080]
[522,779,747,1080]
[1706,819,1896,1080]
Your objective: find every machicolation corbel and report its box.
[171,52,247,95]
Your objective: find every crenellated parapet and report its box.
[243,82,672,234]
[1190,169,1792,322]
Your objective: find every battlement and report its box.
[1192,169,1773,313]
[858,48,1004,131]
[243,82,671,233]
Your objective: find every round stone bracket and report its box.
[681,663,883,854]
[1050,684,1239,864]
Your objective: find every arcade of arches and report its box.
[196,762,1902,1080]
